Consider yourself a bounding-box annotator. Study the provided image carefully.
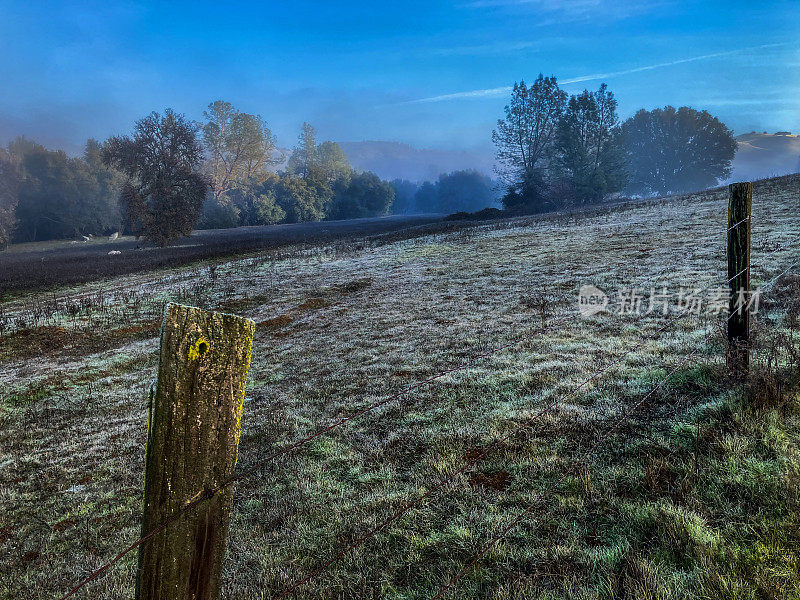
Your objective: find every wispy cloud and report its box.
[460,0,666,26]
[463,0,600,12]
[405,87,512,104]
[403,42,790,104]
[431,40,541,57]
[691,97,798,107]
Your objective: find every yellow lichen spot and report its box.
[231,321,254,464]
[188,337,211,361]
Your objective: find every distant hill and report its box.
[269,141,493,182]
[273,133,798,187]
[338,141,494,183]
[729,132,800,182]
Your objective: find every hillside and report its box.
[1,175,798,599]
[268,141,493,182]
[338,141,494,182]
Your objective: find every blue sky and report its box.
[1,0,798,157]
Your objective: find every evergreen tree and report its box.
[435,170,496,214]
[390,179,419,214]
[269,174,324,222]
[413,181,439,213]
[327,171,394,220]
[492,74,567,211]
[553,84,626,204]
[286,122,318,178]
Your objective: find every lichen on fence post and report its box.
[136,302,254,600]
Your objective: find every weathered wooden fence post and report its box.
[136,303,254,600]
[727,182,752,379]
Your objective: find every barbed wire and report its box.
[430,258,798,598]
[54,241,796,600]
[269,251,796,597]
[726,216,750,232]
[52,262,678,599]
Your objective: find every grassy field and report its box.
[1,175,799,599]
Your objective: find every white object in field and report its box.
[108,250,122,255]
[109,232,119,240]
[82,235,91,242]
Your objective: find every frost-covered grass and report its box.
[1,176,799,599]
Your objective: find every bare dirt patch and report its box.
[469,470,512,491]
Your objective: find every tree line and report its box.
[390,169,500,215]
[493,75,739,212]
[0,102,398,247]
[197,106,395,234]
[0,80,742,248]
[0,138,123,248]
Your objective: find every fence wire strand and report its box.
[53,238,796,600]
[269,251,795,597]
[430,258,799,599]
[56,261,685,599]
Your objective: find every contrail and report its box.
[403,42,789,104]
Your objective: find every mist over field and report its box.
[322,133,800,184]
